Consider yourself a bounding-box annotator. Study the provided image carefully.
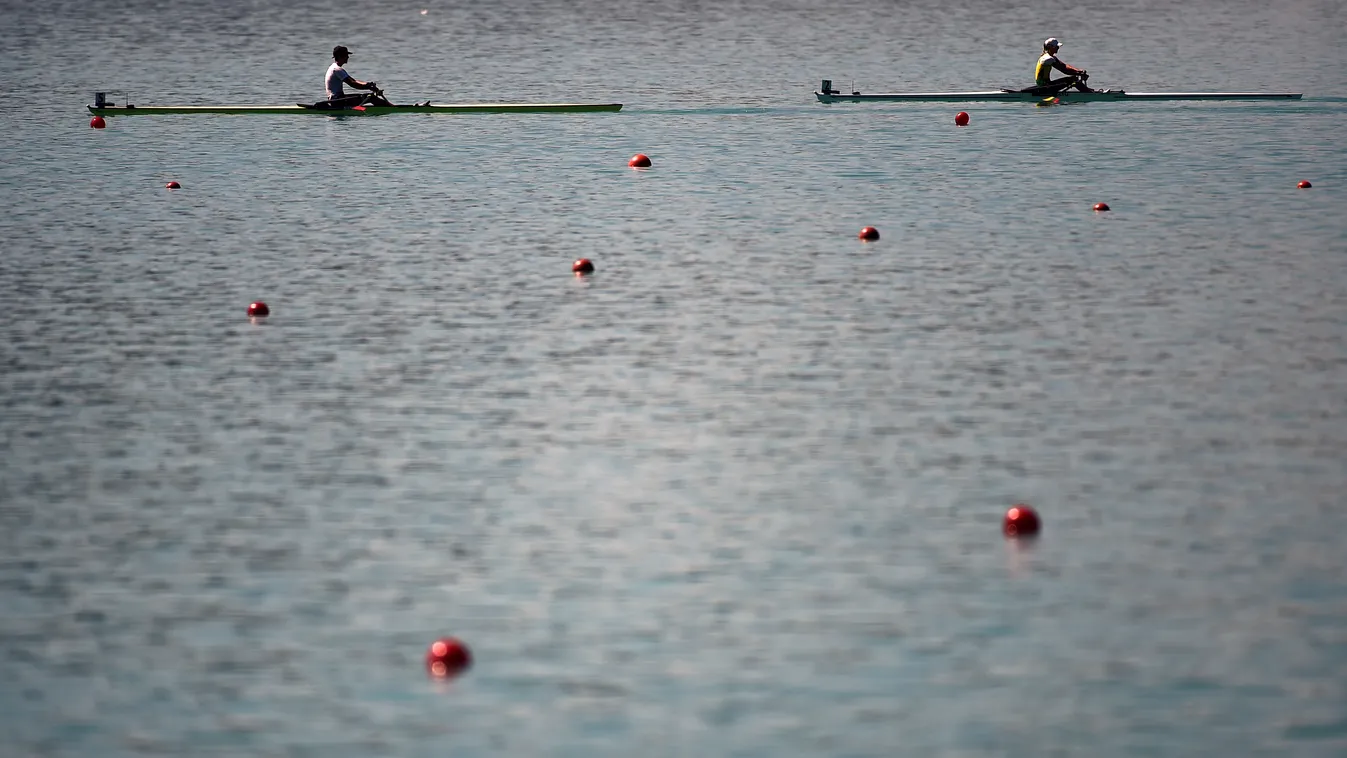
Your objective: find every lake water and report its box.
[3,0,1346,755]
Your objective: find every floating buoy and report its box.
[954,111,970,126]
[1002,504,1041,537]
[1298,180,1312,189]
[572,258,594,274]
[858,226,880,241]
[425,637,472,679]
[90,116,106,129]
[1093,202,1110,212]
[628,153,651,168]
[165,181,181,189]
[246,301,270,317]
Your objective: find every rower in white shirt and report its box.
[325,45,393,106]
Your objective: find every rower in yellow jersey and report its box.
[1035,38,1096,93]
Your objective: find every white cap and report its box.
[1044,37,1061,50]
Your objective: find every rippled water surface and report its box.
[3,0,1347,755]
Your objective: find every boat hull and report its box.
[88,102,623,116]
[815,90,1303,103]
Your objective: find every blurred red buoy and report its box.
[1093,202,1110,212]
[165,181,181,189]
[425,637,472,679]
[858,226,880,241]
[1003,504,1041,537]
[1297,180,1312,189]
[572,258,595,274]
[628,153,651,168]
[90,116,106,129]
[246,301,270,317]
[954,111,970,126]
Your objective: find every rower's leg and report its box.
[1022,80,1071,95]
[324,94,365,109]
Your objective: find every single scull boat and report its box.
[87,93,621,116]
[814,81,1302,103]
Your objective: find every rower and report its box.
[325,45,393,107]
[1034,38,1095,93]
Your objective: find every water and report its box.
[3,0,1347,755]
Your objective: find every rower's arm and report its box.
[1053,59,1085,76]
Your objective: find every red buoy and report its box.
[954,111,970,126]
[165,181,181,189]
[90,116,106,129]
[1093,202,1110,212]
[246,301,270,317]
[858,226,880,241]
[572,258,594,274]
[1298,180,1312,189]
[425,637,472,679]
[628,153,651,168]
[1002,504,1041,537]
